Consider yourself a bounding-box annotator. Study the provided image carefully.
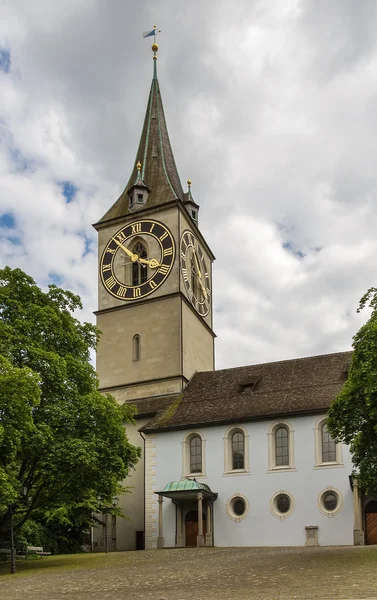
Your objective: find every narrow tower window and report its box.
[133,334,141,361]
[132,242,148,286]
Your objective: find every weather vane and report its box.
[143,25,161,54]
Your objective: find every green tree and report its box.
[328,287,377,494]
[0,267,140,543]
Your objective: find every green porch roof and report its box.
[160,479,211,493]
[156,478,217,500]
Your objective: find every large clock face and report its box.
[180,229,211,317]
[100,219,175,301]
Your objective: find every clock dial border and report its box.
[180,229,211,317]
[100,219,175,301]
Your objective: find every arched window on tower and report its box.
[133,334,141,361]
[132,242,148,286]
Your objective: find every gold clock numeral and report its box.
[102,263,111,272]
[116,231,126,242]
[133,287,141,298]
[106,276,117,290]
[106,247,116,254]
[182,267,188,281]
[163,247,173,257]
[159,231,168,242]
[149,280,157,290]
[118,286,127,297]
[180,250,186,261]
[149,223,155,233]
[159,265,169,275]
[131,223,141,234]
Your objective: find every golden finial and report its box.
[137,161,142,171]
[187,179,192,188]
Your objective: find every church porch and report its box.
[155,479,217,548]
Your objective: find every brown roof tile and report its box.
[140,351,352,432]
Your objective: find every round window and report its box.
[322,492,338,512]
[233,498,246,516]
[226,494,249,521]
[276,494,290,514]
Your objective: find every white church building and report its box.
[93,43,375,551]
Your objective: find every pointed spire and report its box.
[98,41,184,224]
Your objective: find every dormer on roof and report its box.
[128,161,150,212]
[239,377,262,393]
[183,180,200,225]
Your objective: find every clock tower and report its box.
[93,43,215,550]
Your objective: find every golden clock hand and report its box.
[113,238,139,262]
[138,257,161,269]
[193,250,202,279]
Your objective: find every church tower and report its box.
[93,42,215,550]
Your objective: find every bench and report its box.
[26,546,51,558]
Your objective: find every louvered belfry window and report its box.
[232,432,245,470]
[190,436,202,473]
[275,426,289,466]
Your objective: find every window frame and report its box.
[132,334,141,361]
[314,416,343,468]
[226,493,250,522]
[317,487,343,518]
[223,425,250,475]
[270,490,295,520]
[182,431,206,478]
[267,421,295,472]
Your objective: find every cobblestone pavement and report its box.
[1,545,377,600]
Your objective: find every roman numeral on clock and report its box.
[182,268,188,282]
[131,223,141,234]
[163,247,173,257]
[159,265,169,275]
[102,263,111,272]
[118,286,127,297]
[133,287,141,298]
[149,280,157,290]
[105,276,117,290]
[159,232,168,242]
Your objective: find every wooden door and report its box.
[366,513,377,545]
[185,510,206,547]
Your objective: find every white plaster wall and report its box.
[153,414,354,548]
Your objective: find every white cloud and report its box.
[0,0,376,372]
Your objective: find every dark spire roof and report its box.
[98,55,184,224]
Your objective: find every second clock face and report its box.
[180,229,211,317]
[100,219,175,301]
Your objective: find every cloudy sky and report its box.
[1,0,376,370]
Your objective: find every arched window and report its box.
[133,334,141,361]
[321,423,336,463]
[232,432,244,470]
[314,417,342,467]
[189,435,202,473]
[132,242,148,286]
[275,426,289,466]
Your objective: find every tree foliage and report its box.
[328,287,377,494]
[0,267,140,542]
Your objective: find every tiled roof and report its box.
[98,68,184,225]
[128,394,176,419]
[140,351,352,433]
